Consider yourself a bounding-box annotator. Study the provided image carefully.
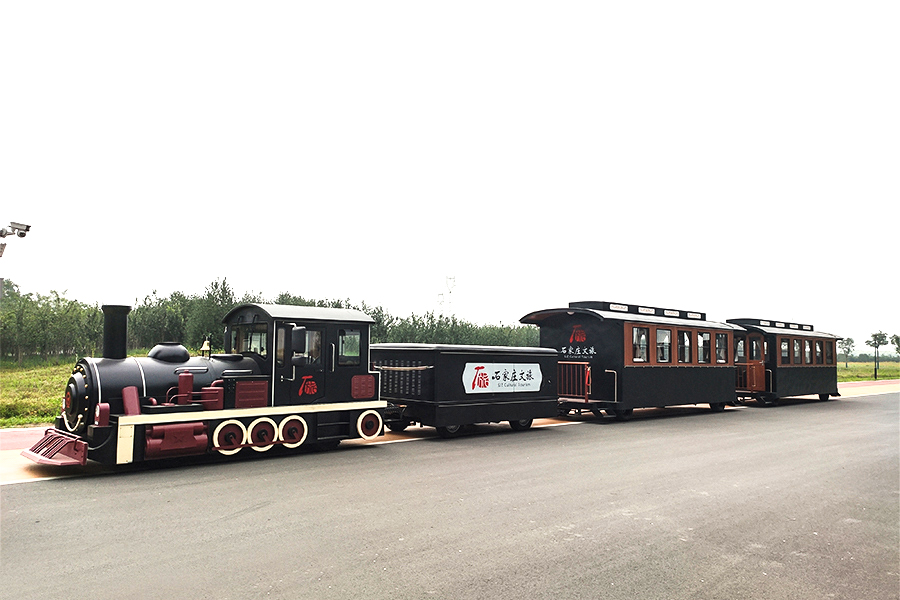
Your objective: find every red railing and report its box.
[558,361,591,400]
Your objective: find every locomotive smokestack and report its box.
[102,305,132,359]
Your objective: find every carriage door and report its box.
[274,322,325,406]
[735,333,766,392]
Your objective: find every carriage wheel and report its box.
[709,403,726,412]
[509,419,533,431]
[213,420,247,455]
[436,424,464,438]
[248,417,278,452]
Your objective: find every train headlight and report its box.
[94,403,110,427]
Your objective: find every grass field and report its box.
[1,360,898,428]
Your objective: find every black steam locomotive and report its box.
[24,304,385,466]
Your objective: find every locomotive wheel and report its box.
[357,410,383,440]
[509,419,533,431]
[436,424,464,438]
[213,420,247,455]
[278,415,308,449]
[709,403,726,412]
[248,417,278,452]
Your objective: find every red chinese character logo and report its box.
[471,366,490,390]
[299,375,318,396]
[570,325,586,343]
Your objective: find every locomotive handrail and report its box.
[372,365,435,371]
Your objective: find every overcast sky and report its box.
[2,1,897,354]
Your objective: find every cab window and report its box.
[338,329,361,366]
[231,324,268,359]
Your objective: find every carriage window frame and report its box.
[624,323,731,367]
[780,338,790,365]
[677,330,692,364]
[750,337,763,361]
[793,339,802,364]
[815,340,824,364]
[632,327,650,362]
[805,340,813,364]
[825,341,834,364]
[698,332,711,364]
[716,333,728,363]
[656,328,672,363]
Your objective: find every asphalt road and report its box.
[2,392,898,600]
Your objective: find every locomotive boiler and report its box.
[24,304,386,466]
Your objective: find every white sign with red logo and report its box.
[462,363,543,394]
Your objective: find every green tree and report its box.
[838,337,855,368]
[866,331,888,379]
[892,334,900,355]
[185,279,237,350]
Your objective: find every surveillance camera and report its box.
[2,222,31,238]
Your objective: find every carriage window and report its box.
[735,337,745,363]
[698,332,711,363]
[805,340,813,364]
[825,341,834,364]
[781,338,790,365]
[633,327,649,362]
[657,329,671,363]
[815,340,824,364]
[678,330,692,363]
[751,338,763,361]
[793,339,802,364]
[338,329,361,366]
[716,333,728,363]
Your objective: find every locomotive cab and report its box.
[223,304,379,408]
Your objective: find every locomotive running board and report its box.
[21,429,88,466]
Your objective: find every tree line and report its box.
[4,278,897,367]
[0,279,538,365]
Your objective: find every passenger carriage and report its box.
[727,318,840,406]
[521,301,742,419]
